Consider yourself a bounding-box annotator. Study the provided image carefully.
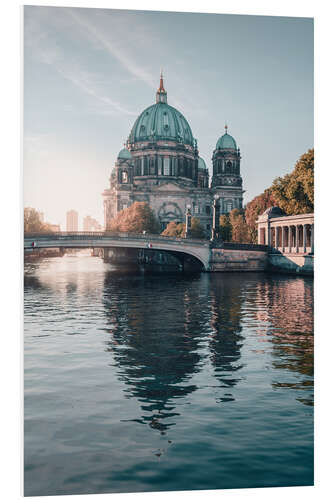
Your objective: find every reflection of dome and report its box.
[198,157,207,170]
[216,132,237,150]
[117,147,132,160]
[128,74,195,147]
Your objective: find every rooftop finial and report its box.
[156,70,167,103]
[225,124,228,133]
[158,69,165,93]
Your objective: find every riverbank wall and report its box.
[210,244,268,272]
[268,253,314,275]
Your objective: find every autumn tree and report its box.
[219,214,232,241]
[24,207,55,233]
[244,188,277,243]
[190,217,205,239]
[161,217,205,239]
[107,202,160,234]
[271,148,314,215]
[229,209,251,243]
[161,221,185,238]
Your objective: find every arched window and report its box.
[149,157,155,175]
[226,200,233,212]
[226,160,232,174]
[158,156,162,175]
[121,171,128,183]
[164,157,170,176]
[144,157,148,175]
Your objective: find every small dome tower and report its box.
[211,125,243,214]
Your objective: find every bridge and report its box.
[24,232,212,271]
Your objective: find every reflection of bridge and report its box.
[24,232,211,270]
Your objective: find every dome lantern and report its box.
[156,70,167,104]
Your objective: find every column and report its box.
[311,223,314,253]
[288,226,291,253]
[303,224,307,253]
[296,224,299,253]
[281,226,285,252]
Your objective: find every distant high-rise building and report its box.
[83,215,102,232]
[66,210,78,232]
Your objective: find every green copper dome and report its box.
[198,156,207,170]
[216,127,237,150]
[129,103,194,146]
[128,74,195,147]
[117,147,132,160]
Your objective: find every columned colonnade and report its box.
[268,223,314,254]
[257,211,314,255]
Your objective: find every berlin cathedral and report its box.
[103,74,244,235]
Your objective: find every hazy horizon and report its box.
[24,6,313,230]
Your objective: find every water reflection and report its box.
[103,272,211,434]
[24,258,314,495]
[208,275,244,401]
[251,276,314,405]
[102,272,249,431]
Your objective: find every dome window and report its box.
[163,113,169,128]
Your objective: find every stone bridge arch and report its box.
[24,232,212,271]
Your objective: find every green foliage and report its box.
[219,214,232,241]
[107,202,160,234]
[271,148,314,215]
[24,207,56,233]
[244,188,277,243]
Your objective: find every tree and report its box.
[190,217,205,239]
[219,214,232,241]
[24,207,55,233]
[161,221,185,238]
[244,188,277,243]
[161,217,205,239]
[229,209,251,243]
[271,148,314,215]
[107,202,160,234]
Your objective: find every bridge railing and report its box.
[221,242,269,252]
[24,231,211,246]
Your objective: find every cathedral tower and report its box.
[211,125,243,214]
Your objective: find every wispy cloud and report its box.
[24,7,136,116]
[66,8,156,90]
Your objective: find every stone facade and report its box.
[257,207,314,275]
[103,76,244,236]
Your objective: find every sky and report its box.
[24,6,313,230]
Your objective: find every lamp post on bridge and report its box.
[185,204,192,239]
[211,195,220,241]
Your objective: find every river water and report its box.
[24,256,314,496]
